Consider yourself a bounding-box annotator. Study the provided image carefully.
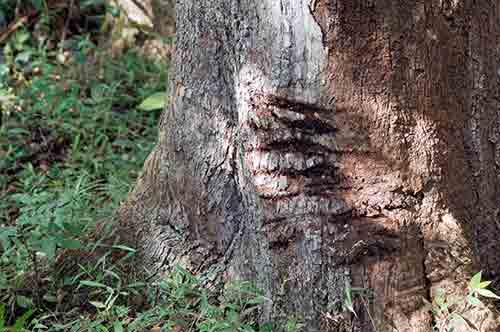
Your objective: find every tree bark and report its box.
[118,1,500,331]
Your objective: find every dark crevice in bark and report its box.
[337,238,400,267]
[250,162,337,176]
[256,94,334,115]
[272,117,336,135]
[249,95,336,135]
[245,136,335,154]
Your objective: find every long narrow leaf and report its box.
[476,288,500,299]
[80,280,109,289]
[12,309,34,332]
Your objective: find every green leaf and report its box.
[0,304,5,331]
[478,281,492,289]
[345,287,352,304]
[286,318,302,332]
[12,309,34,332]
[89,301,106,309]
[58,238,82,249]
[438,302,449,312]
[63,221,84,236]
[467,295,483,307]
[469,271,482,290]
[345,304,357,317]
[14,31,30,47]
[111,245,136,252]
[107,4,120,17]
[0,227,16,251]
[40,239,56,261]
[259,322,274,332]
[42,294,58,303]
[16,295,34,309]
[30,0,44,11]
[0,273,9,290]
[245,296,265,306]
[105,293,119,310]
[15,51,32,64]
[450,313,478,331]
[475,288,500,299]
[137,92,167,111]
[126,282,146,288]
[344,287,357,317]
[434,289,446,307]
[6,128,30,135]
[80,280,108,289]
[113,321,124,332]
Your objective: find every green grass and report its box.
[0,26,170,329]
[0,30,167,224]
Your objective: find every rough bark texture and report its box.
[118,1,500,331]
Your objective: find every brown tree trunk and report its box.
[117,1,500,331]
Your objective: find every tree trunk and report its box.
[118,1,500,331]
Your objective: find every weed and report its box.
[0,10,169,329]
[0,304,33,332]
[343,283,377,331]
[426,271,500,332]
